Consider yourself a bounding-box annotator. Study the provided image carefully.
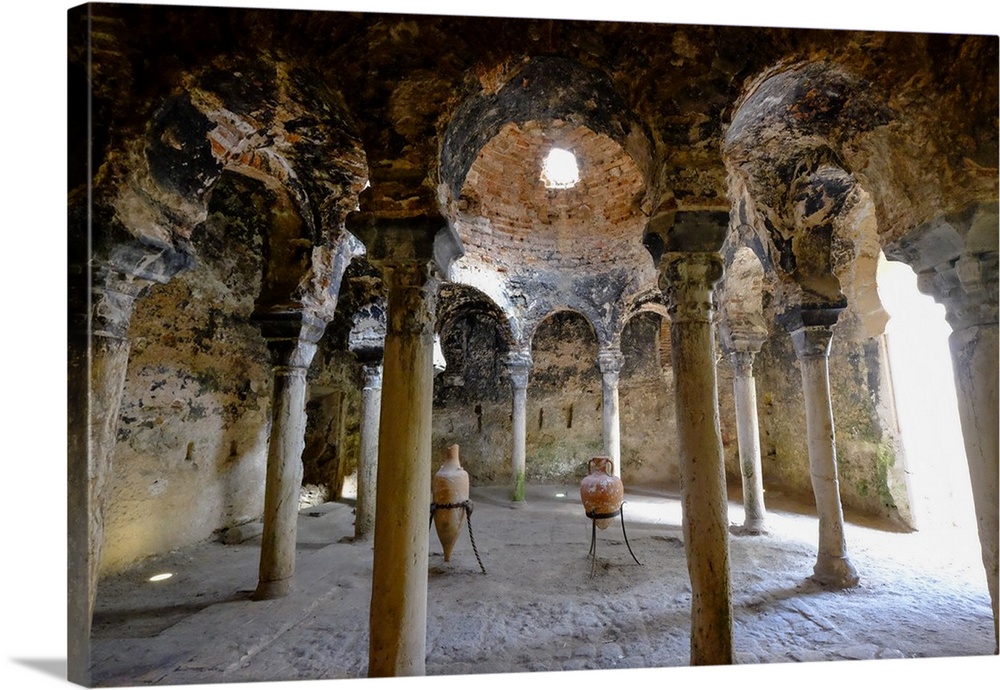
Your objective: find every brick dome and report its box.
[454,119,650,276]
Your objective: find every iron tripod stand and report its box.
[586,502,641,577]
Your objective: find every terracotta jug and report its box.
[432,444,470,561]
[580,456,623,529]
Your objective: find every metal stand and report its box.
[586,503,641,576]
[429,500,487,574]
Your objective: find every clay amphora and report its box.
[580,456,623,530]
[432,444,470,561]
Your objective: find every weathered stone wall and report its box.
[747,316,910,526]
[103,177,273,576]
[431,310,679,488]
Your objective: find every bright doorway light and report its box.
[541,148,579,189]
[876,253,974,530]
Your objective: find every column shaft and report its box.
[598,349,623,478]
[69,275,147,685]
[368,263,437,677]
[507,352,531,503]
[663,252,733,666]
[254,361,310,599]
[355,364,383,540]
[791,324,859,589]
[731,351,766,533]
[950,322,999,648]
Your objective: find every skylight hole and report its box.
[541,148,579,189]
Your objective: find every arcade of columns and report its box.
[69,6,998,684]
[73,207,999,676]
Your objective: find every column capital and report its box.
[346,213,464,279]
[719,322,766,358]
[729,349,757,377]
[91,272,155,341]
[366,261,440,339]
[883,203,998,332]
[89,239,195,342]
[917,252,999,331]
[253,310,327,371]
[506,350,533,389]
[362,363,384,390]
[790,324,834,360]
[597,347,624,378]
[660,252,725,323]
[780,303,842,361]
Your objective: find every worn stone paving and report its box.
[89,486,995,686]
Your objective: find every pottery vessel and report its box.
[580,456,623,529]
[432,444,470,561]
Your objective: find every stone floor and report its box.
[88,484,996,687]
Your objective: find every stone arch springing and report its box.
[718,245,769,350]
[619,288,671,373]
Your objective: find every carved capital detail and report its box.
[255,310,327,372]
[383,262,439,338]
[362,363,384,390]
[597,347,624,382]
[660,252,725,324]
[790,324,834,360]
[506,350,533,390]
[918,252,999,331]
[91,273,154,342]
[730,350,757,377]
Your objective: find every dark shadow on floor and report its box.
[92,592,250,638]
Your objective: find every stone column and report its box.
[729,341,767,534]
[348,215,463,677]
[68,239,191,685]
[598,348,624,478]
[252,313,325,600]
[355,360,383,540]
[919,252,999,649]
[789,309,859,589]
[661,251,734,666]
[506,350,532,503]
[68,272,148,684]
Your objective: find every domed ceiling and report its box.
[454,119,652,277]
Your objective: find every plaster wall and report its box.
[102,186,273,576]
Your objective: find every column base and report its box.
[730,520,767,536]
[251,577,295,600]
[509,499,526,509]
[810,556,859,589]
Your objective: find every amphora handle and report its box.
[588,456,614,476]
